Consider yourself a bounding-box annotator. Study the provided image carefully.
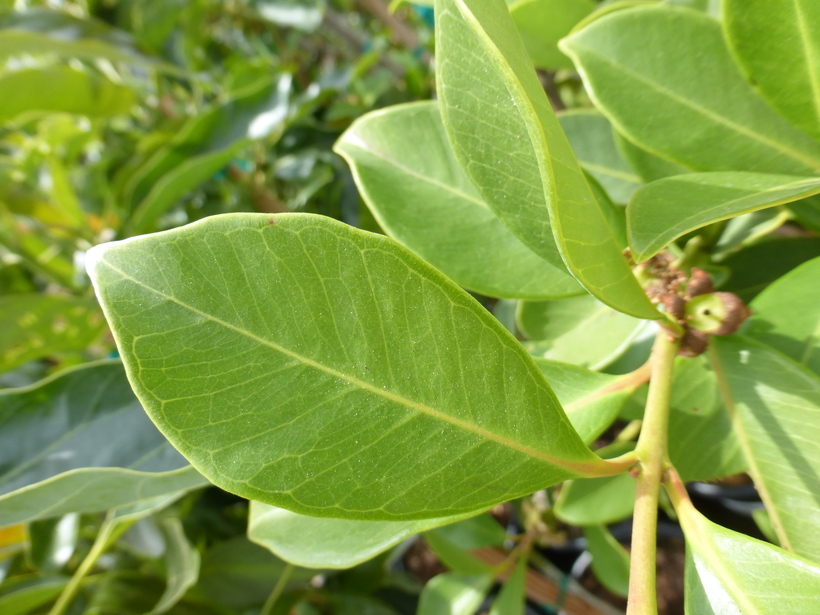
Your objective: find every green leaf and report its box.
[719,237,820,302]
[417,573,493,615]
[724,0,820,141]
[628,173,820,262]
[667,356,746,482]
[0,577,69,615]
[248,501,475,569]
[508,0,595,70]
[0,294,106,374]
[745,256,820,375]
[0,8,171,71]
[0,361,207,527]
[128,76,292,233]
[711,336,820,562]
[518,294,651,370]
[429,514,508,550]
[614,130,690,183]
[535,359,639,444]
[88,213,609,521]
[0,66,137,124]
[150,518,200,615]
[584,525,629,598]
[424,530,494,575]
[28,514,79,572]
[334,101,581,300]
[558,109,643,204]
[676,492,820,614]
[435,0,658,318]
[714,208,789,254]
[489,556,526,615]
[562,6,820,175]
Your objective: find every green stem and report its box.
[261,563,295,615]
[626,331,680,615]
[48,517,119,615]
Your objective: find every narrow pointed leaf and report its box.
[88,213,608,521]
[745,256,820,375]
[518,294,650,370]
[562,6,820,175]
[559,109,643,204]
[724,0,820,140]
[435,0,658,318]
[489,556,527,615]
[628,173,820,262]
[418,573,493,615]
[424,529,494,575]
[508,0,595,70]
[676,489,820,614]
[248,502,475,569]
[711,336,820,561]
[584,525,629,598]
[335,101,581,299]
[150,518,201,615]
[0,362,207,527]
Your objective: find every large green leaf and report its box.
[518,294,650,370]
[334,101,581,300]
[675,488,820,614]
[628,173,820,262]
[0,66,137,124]
[724,0,820,141]
[0,294,106,374]
[559,110,643,204]
[745,256,820,375]
[0,361,207,527]
[435,0,658,318]
[711,336,820,562]
[614,130,690,182]
[87,213,610,521]
[248,502,474,569]
[508,0,595,70]
[562,6,820,175]
[417,573,493,615]
[0,8,169,70]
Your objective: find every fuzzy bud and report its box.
[678,328,709,357]
[686,268,713,298]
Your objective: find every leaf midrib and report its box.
[96,256,587,471]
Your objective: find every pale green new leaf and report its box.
[248,501,475,569]
[562,6,820,175]
[0,66,137,124]
[508,0,595,70]
[489,556,526,615]
[334,101,581,300]
[628,173,820,262]
[711,336,820,562]
[559,109,643,204]
[745,256,820,375]
[88,213,608,521]
[0,294,106,374]
[584,525,629,598]
[0,361,207,527]
[435,0,658,318]
[724,0,820,140]
[677,493,820,614]
[518,294,650,370]
[417,573,493,615]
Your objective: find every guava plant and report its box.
[3,0,820,613]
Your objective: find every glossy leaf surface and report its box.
[628,173,820,262]
[559,109,642,204]
[417,573,493,615]
[562,6,820,175]
[724,0,820,140]
[435,0,658,318]
[0,362,207,526]
[677,490,820,614]
[88,213,605,521]
[0,294,106,373]
[711,336,820,562]
[745,256,820,375]
[248,501,474,569]
[335,101,581,299]
[518,294,649,370]
[508,0,595,70]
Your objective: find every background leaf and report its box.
[417,572,493,615]
[488,555,526,615]
[88,213,606,521]
[562,5,820,175]
[584,525,630,598]
[335,101,581,300]
[508,0,595,70]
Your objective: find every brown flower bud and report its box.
[662,294,686,322]
[678,328,709,357]
[709,292,752,336]
[686,268,713,298]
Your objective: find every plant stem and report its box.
[48,517,119,615]
[626,331,680,615]
[261,563,295,615]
